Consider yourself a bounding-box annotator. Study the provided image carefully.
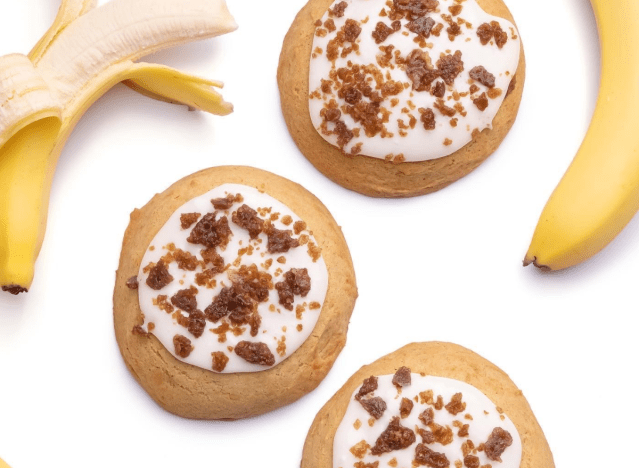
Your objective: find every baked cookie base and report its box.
[113,166,357,420]
[301,342,554,467]
[278,0,526,198]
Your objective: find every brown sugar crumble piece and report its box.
[414,444,450,468]
[170,286,198,313]
[372,20,401,44]
[187,213,232,249]
[275,268,312,311]
[330,0,348,17]
[265,225,300,253]
[436,50,464,85]
[473,92,489,111]
[420,108,436,130]
[232,204,264,239]
[405,49,440,91]
[344,18,363,42]
[407,16,436,37]
[449,4,463,15]
[469,66,495,88]
[350,440,371,459]
[126,276,138,290]
[180,212,200,229]
[464,455,480,468]
[211,194,235,211]
[173,334,193,358]
[357,376,379,398]
[200,247,225,272]
[476,21,508,48]
[172,249,199,271]
[145,260,173,290]
[392,366,411,387]
[399,397,414,418]
[370,417,416,455]
[429,422,453,445]
[445,392,467,415]
[388,458,398,467]
[211,351,229,372]
[419,407,434,425]
[487,88,502,99]
[359,397,387,419]
[234,341,275,366]
[354,463,379,468]
[484,427,513,462]
[417,427,436,444]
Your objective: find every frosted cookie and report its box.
[113,166,357,419]
[302,342,554,468]
[278,0,525,197]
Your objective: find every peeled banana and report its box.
[0,0,237,294]
[524,0,639,271]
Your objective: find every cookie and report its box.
[278,0,525,197]
[113,166,357,420]
[302,342,554,468]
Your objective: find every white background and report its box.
[0,1,636,467]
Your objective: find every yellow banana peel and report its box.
[0,0,237,294]
[524,0,639,271]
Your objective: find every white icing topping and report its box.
[137,184,329,373]
[309,0,521,162]
[334,373,522,468]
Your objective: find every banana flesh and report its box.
[524,0,639,271]
[0,0,237,294]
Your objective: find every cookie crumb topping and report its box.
[309,0,520,162]
[135,184,329,374]
[333,371,522,468]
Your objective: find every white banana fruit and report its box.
[0,0,237,294]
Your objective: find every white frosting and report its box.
[334,374,522,468]
[137,184,329,373]
[309,0,521,162]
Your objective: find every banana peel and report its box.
[0,0,237,294]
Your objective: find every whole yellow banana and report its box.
[0,0,237,294]
[524,0,639,271]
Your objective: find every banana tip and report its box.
[1,284,29,295]
[522,255,552,272]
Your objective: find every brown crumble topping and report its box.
[414,444,450,468]
[392,366,411,387]
[309,301,321,310]
[359,397,388,419]
[171,285,198,313]
[296,324,303,332]
[146,260,173,290]
[484,427,513,462]
[232,204,264,239]
[388,458,398,467]
[171,248,199,271]
[325,18,336,32]
[354,463,379,468]
[461,440,475,457]
[455,461,463,468]
[293,220,307,235]
[469,66,495,88]
[180,212,200,229]
[433,395,444,410]
[330,0,348,17]
[316,28,327,38]
[153,295,174,313]
[234,341,275,366]
[281,215,293,226]
[370,417,416,455]
[275,268,312,311]
[276,335,287,356]
[473,92,488,111]
[487,88,502,99]
[400,397,414,418]
[449,4,463,15]
[428,422,453,445]
[173,334,193,358]
[419,407,434,425]
[211,351,229,372]
[434,99,456,117]
[147,322,155,332]
[445,392,467,415]
[357,376,379,398]
[187,213,232,249]
[369,418,376,427]
[211,194,236,211]
[350,440,371,459]
[194,269,218,289]
[307,241,322,262]
[476,21,508,48]
[464,455,480,468]
[408,16,436,37]
[372,20,401,44]
[417,428,436,444]
[443,138,452,146]
[354,419,362,430]
[436,50,464,85]
[265,224,300,253]
[420,107,436,130]
[126,276,139,290]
